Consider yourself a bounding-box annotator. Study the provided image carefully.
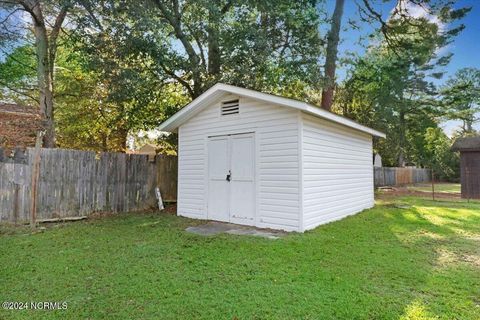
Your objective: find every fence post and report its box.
[382,167,386,187]
[30,132,43,228]
[431,168,435,201]
[466,168,470,203]
[13,183,20,225]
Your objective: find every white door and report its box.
[207,133,255,224]
[229,133,255,225]
[207,136,230,222]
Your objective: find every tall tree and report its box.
[321,0,344,111]
[75,0,324,100]
[423,127,459,181]
[336,2,470,166]
[441,67,480,135]
[0,0,70,147]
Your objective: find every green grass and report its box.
[408,183,461,193]
[1,197,479,319]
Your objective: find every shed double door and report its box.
[207,133,255,225]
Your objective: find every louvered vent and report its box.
[221,99,239,116]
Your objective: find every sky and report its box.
[329,0,480,135]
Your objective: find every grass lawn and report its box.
[1,197,479,319]
[408,183,461,194]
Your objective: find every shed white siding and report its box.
[178,95,301,231]
[162,84,384,233]
[301,113,375,231]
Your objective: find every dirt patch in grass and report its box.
[378,186,462,201]
[162,203,177,214]
[87,203,177,220]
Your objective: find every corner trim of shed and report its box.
[158,83,386,138]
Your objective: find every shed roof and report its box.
[158,83,386,138]
[451,136,480,151]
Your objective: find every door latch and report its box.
[226,170,231,182]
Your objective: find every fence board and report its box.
[374,167,430,187]
[156,155,177,202]
[0,148,177,223]
[4,151,431,221]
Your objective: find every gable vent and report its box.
[221,99,239,116]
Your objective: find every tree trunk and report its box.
[207,9,221,77]
[25,2,68,148]
[466,119,473,133]
[321,0,345,111]
[397,110,406,167]
[30,5,56,147]
[101,134,108,152]
[118,127,129,152]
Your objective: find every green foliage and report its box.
[74,0,324,100]
[441,67,480,135]
[54,39,189,151]
[1,196,480,319]
[218,0,324,99]
[0,37,186,152]
[423,127,459,181]
[0,45,37,104]
[335,10,465,173]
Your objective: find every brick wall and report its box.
[0,104,44,150]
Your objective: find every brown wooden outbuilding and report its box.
[0,103,44,149]
[451,136,480,199]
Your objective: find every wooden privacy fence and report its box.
[156,154,177,202]
[374,167,430,187]
[0,148,177,223]
[0,147,431,223]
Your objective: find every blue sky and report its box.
[328,0,480,134]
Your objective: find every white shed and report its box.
[159,83,385,232]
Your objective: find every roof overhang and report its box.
[158,83,386,138]
[451,136,480,152]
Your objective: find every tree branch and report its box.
[185,23,206,68]
[0,7,21,25]
[0,79,38,102]
[153,0,201,95]
[50,6,68,46]
[153,0,198,64]
[48,5,69,77]
[159,64,194,97]
[18,0,45,27]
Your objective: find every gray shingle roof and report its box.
[451,136,480,151]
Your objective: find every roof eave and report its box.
[158,83,386,138]
[158,83,225,132]
[303,105,386,138]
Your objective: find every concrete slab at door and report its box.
[207,137,230,222]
